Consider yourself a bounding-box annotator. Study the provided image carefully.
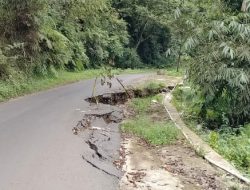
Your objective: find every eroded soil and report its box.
[120,98,247,190]
[120,136,246,190]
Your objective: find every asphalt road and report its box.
[0,74,148,190]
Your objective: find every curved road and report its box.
[0,74,148,190]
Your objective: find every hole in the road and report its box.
[73,85,175,135]
[85,86,174,105]
[85,92,131,105]
[72,110,124,135]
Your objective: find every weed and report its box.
[121,117,180,145]
[144,82,165,93]
[209,131,219,149]
[164,67,185,77]
[195,146,206,158]
[130,94,163,114]
[122,94,180,146]
[0,70,101,102]
[215,128,250,176]
[172,85,250,176]
[0,67,182,102]
[0,69,153,102]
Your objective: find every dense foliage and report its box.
[166,0,250,129]
[113,0,172,67]
[172,86,250,174]
[0,0,250,129]
[189,12,250,127]
[0,0,176,80]
[0,0,132,78]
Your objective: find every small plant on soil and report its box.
[129,94,163,114]
[195,146,206,158]
[121,117,180,145]
[122,94,181,146]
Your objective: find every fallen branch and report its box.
[91,77,99,104]
[116,77,132,99]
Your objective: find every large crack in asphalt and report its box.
[86,140,106,160]
[73,103,125,180]
[82,155,120,179]
[73,86,173,181]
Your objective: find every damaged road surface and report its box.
[0,74,149,190]
[73,104,125,181]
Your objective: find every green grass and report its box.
[172,86,250,177]
[0,68,155,102]
[0,70,102,102]
[130,95,163,114]
[123,66,184,77]
[122,94,180,146]
[122,117,180,145]
[138,81,166,91]
[164,67,184,77]
[0,66,183,103]
[209,126,250,176]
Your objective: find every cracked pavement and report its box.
[0,74,149,190]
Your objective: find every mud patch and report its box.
[120,137,243,190]
[119,90,246,190]
[120,138,184,190]
[160,141,228,190]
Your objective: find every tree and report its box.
[241,0,249,11]
[113,0,172,67]
[186,0,250,127]
[166,1,199,72]
[0,0,46,54]
[0,0,130,78]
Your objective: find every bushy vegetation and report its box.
[0,0,178,82]
[166,0,250,129]
[0,0,130,79]
[169,2,250,176]
[172,86,250,175]
[209,125,250,176]
[0,70,102,102]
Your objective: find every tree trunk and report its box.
[176,53,181,72]
[176,43,182,72]
[241,0,248,12]
[135,21,148,50]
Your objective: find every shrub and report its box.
[0,49,11,79]
[215,126,250,174]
